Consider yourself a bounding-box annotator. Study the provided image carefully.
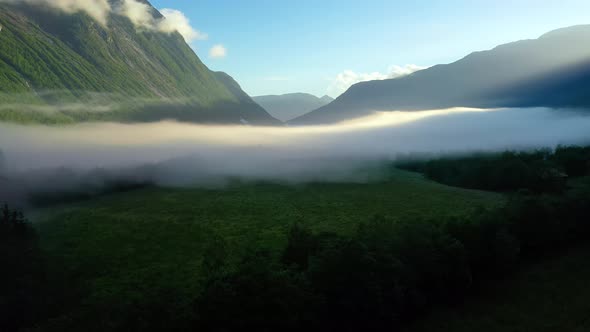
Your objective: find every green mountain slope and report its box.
[0,1,280,125]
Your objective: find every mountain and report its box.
[252,93,334,122]
[320,95,335,104]
[0,1,279,125]
[291,25,590,125]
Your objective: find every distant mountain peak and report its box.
[253,93,334,122]
[320,95,335,102]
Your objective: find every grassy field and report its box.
[406,245,590,332]
[34,170,501,320]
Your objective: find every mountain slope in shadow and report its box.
[291,25,590,125]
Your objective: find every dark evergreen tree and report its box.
[0,204,45,332]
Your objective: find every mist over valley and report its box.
[2,107,590,205]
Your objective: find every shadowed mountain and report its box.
[0,0,279,125]
[291,25,590,125]
[253,93,334,122]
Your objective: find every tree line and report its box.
[396,146,590,193]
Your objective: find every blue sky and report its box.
[151,0,590,97]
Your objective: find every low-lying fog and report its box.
[1,107,590,205]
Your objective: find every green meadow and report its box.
[36,170,501,317]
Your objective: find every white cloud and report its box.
[119,0,153,28]
[0,0,111,25]
[327,64,428,97]
[159,8,207,42]
[209,44,227,59]
[117,1,207,43]
[0,0,208,42]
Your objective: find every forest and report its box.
[1,145,589,331]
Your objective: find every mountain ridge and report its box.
[291,25,590,125]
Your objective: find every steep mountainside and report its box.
[0,1,279,125]
[291,25,590,125]
[253,93,333,121]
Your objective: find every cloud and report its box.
[118,0,153,28]
[0,0,207,42]
[158,8,207,42]
[117,1,207,43]
[327,64,428,97]
[209,44,227,59]
[0,0,111,25]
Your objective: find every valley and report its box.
[1,1,590,331]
